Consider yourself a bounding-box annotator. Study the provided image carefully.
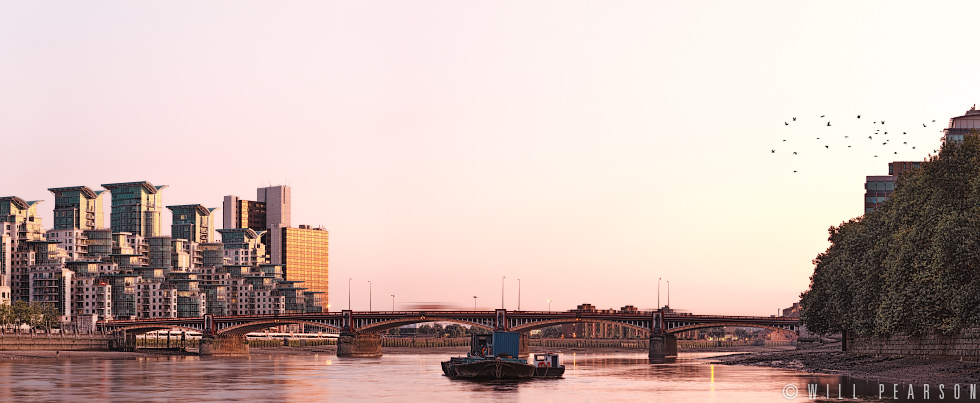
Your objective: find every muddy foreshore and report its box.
[709,343,980,385]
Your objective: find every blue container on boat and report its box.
[491,331,521,357]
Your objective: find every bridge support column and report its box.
[199,335,250,356]
[649,333,677,360]
[337,332,382,358]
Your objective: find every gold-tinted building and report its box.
[276,226,328,311]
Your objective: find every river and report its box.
[0,351,945,402]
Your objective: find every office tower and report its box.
[222,196,267,232]
[257,185,290,229]
[48,186,106,230]
[167,204,219,243]
[222,185,290,232]
[274,225,328,312]
[102,181,168,237]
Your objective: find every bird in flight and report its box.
[820,115,825,118]
[868,136,872,139]
[923,124,927,127]
[793,152,797,155]
[772,150,775,153]
[881,121,885,124]
[785,122,789,125]
[827,122,831,126]
[825,145,829,149]
[857,115,861,118]
[793,117,797,121]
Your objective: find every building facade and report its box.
[102,182,168,237]
[168,204,218,244]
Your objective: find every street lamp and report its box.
[348,277,352,310]
[501,276,506,309]
[390,294,395,311]
[547,299,551,312]
[473,296,477,310]
[666,280,670,310]
[657,277,661,310]
[368,280,372,311]
[518,278,521,311]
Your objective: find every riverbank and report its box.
[711,342,980,385]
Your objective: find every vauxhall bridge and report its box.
[100,309,800,358]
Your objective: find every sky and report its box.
[3,1,980,316]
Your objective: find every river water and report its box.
[0,351,953,402]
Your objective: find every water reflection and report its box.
[0,351,952,402]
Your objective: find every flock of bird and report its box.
[772,114,944,173]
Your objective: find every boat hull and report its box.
[533,366,565,378]
[441,357,536,380]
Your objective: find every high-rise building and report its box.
[102,181,168,237]
[167,204,219,243]
[47,186,106,231]
[274,225,328,312]
[257,185,291,229]
[222,196,266,232]
[222,185,290,231]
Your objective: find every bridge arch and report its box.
[509,318,651,334]
[356,318,494,334]
[219,320,343,336]
[666,322,798,335]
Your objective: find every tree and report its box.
[444,324,467,338]
[801,134,980,336]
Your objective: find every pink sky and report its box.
[4,1,980,315]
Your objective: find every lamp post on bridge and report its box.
[657,277,661,310]
[548,299,551,312]
[391,294,395,311]
[473,296,477,310]
[348,277,352,310]
[667,280,670,311]
[368,280,372,311]
[518,278,521,311]
[501,276,505,309]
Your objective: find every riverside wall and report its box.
[847,327,980,361]
[0,334,113,351]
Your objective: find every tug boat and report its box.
[441,332,564,379]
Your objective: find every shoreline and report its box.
[710,343,980,385]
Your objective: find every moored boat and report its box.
[441,332,565,380]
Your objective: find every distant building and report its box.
[167,204,219,244]
[222,185,290,232]
[864,175,896,213]
[102,181,168,237]
[273,225,328,312]
[943,105,980,144]
[47,186,106,231]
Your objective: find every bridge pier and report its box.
[199,335,249,356]
[649,333,677,360]
[337,332,382,358]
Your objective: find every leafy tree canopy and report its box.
[801,134,980,336]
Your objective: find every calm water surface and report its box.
[0,351,925,402]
